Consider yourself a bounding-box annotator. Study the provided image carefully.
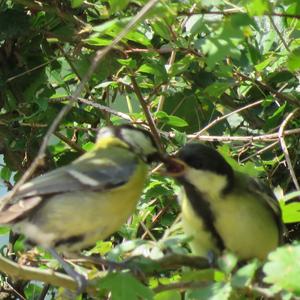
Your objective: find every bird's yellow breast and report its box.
[181,186,279,260]
[16,159,148,251]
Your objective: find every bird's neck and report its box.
[93,137,129,150]
[184,169,229,198]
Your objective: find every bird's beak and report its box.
[158,155,187,177]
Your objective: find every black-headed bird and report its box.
[0,125,165,290]
[167,143,283,260]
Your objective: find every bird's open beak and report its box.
[158,155,187,177]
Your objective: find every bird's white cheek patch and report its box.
[185,169,227,196]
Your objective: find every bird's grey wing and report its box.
[16,157,137,198]
[246,176,281,217]
[0,153,137,223]
[242,174,285,241]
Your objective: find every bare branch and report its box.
[234,71,299,106]
[191,99,264,139]
[278,109,300,190]
[180,10,300,20]
[240,141,279,163]
[54,132,85,154]
[268,15,290,52]
[76,97,132,121]
[130,75,163,152]
[0,254,86,293]
[166,128,300,142]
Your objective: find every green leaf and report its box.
[1,166,11,181]
[154,290,181,300]
[85,37,113,46]
[185,14,204,36]
[280,196,300,223]
[169,56,194,76]
[245,0,269,16]
[156,111,188,127]
[85,241,113,256]
[204,82,231,98]
[263,244,300,295]
[71,0,84,8]
[217,252,238,274]
[287,48,300,71]
[265,102,287,130]
[93,18,131,33]
[99,272,154,300]
[181,269,217,282]
[152,20,171,40]
[171,129,187,146]
[255,56,274,71]
[82,141,95,151]
[200,18,244,68]
[186,282,232,300]
[108,0,130,13]
[138,62,168,81]
[0,226,10,235]
[231,259,260,288]
[218,145,261,177]
[117,58,137,68]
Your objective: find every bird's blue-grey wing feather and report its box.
[15,155,137,198]
[243,174,285,241]
[0,149,138,223]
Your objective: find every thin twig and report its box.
[192,99,264,139]
[54,132,85,154]
[6,59,57,83]
[278,109,300,190]
[141,202,173,239]
[37,284,50,300]
[156,4,198,113]
[139,221,157,241]
[130,75,163,151]
[268,15,290,52]
[180,10,300,20]
[49,96,131,121]
[76,97,132,121]
[240,141,279,163]
[234,71,299,106]
[184,128,300,142]
[153,281,208,293]
[3,281,26,300]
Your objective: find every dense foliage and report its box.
[0,0,300,299]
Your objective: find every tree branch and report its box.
[129,74,163,152]
[278,108,300,190]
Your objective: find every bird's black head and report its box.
[177,143,234,193]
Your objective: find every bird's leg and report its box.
[46,248,87,294]
[207,250,217,267]
[77,255,131,271]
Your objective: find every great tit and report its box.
[168,143,283,260]
[0,124,164,290]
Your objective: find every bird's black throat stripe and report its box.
[180,178,225,252]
